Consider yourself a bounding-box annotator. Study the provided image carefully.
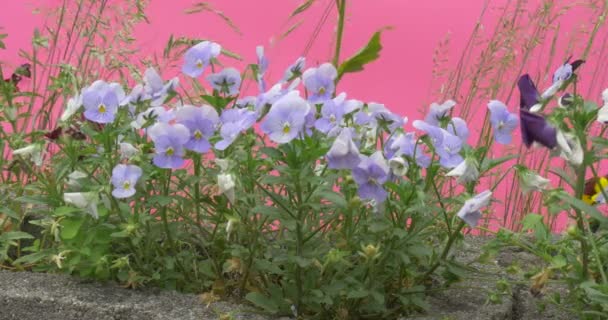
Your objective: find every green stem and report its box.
[421,220,466,282]
[193,153,202,225]
[161,170,176,250]
[332,0,346,68]
[573,153,590,279]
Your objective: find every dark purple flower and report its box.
[517,74,540,111]
[175,105,219,153]
[147,123,191,169]
[487,100,518,144]
[519,109,557,149]
[111,164,142,199]
[182,41,221,78]
[82,80,126,124]
[207,68,241,96]
[326,128,361,169]
[260,92,311,143]
[216,108,257,150]
[303,63,337,103]
[352,151,390,203]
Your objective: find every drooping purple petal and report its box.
[519,109,557,149]
[517,74,540,111]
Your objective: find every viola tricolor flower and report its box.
[413,120,462,168]
[131,106,175,129]
[303,63,337,103]
[326,128,361,169]
[314,93,361,134]
[385,132,431,168]
[283,57,306,82]
[425,100,456,126]
[139,67,179,106]
[215,108,257,150]
[352,151,390,203]
[147,122,191,169]
[82,80,126,124]
[111,164,142,199]
[447,117,469,143]
[260,92,311,144]
[182,41,222,78]
[456,190,492,227]
[518,75,541,112]
[256,46,269,92]
[207,68,241,96]
[175,105,219,153]
[487,100,518,144]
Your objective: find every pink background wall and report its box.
[1,1,605,232]
[0,0,486,116]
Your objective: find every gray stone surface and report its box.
[0,270,274,320]
[0,236,576,320]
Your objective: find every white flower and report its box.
[456,190,492,227]
[217,173,235,203]
[63,192,99,219]
[529,103,543,113]
[597,88,608,124]
[541,80,563,99]
[516,167,551,194]
[556,131,583,166]
[226,217,239,239]
[119,142,138,160]
[446,157,479,184]
[60,94,82,122]
[388,156,408,176]
[67,170,87,188]
[12,144,44,166]
[215,158,232,171]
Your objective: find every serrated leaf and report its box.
[245,292,279,313]
[337,27,391,80]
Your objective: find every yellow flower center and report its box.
[194,130,203,140]
[329,114,337,123]
[166,147,174,156]
[196,60,204,69]
[318,87,326,95]
[282,123,291,134]
[98,104,106,113]
[122,181,131,190]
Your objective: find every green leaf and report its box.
[60,217,84,240]
[481,154,519,173]
[521,214,544,231]
[322,190,346,208]
[337,27,391,80]
[245,292,279,313]
[0,231,33,241]
[289,0,315,18]
[346,289,369,299]
[556,191,608,226]
[12,250,50,266]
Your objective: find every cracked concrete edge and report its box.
[0,270,277,320]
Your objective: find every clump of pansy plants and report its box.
[2,39,607,318]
